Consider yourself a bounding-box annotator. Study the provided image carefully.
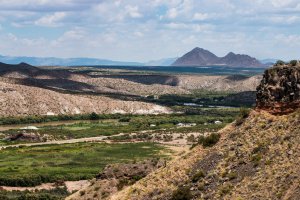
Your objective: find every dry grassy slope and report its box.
[92,109,300,200]
[0,81,170,117]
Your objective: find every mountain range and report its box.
[0,55,142,66]
[172,47,266,67]
[0,48,272,67]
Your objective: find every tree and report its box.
[89,112,99,120]
[290,60,298,66]
[276,60,285,66]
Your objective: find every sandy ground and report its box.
[0,180,90,193]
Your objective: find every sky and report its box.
[0,0,299,62]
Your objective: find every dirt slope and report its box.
[0,81,170,117]
[89,110,298,200]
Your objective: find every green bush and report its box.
[172,186,192,200]
[198,133,220,147]
[276,60,285,65]
[89,112,100,120]
[235,107,250,126]
[290,60,298,66]
[191,170,205,182]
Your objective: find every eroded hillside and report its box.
[0,62,262,117]
[0,81,170,116]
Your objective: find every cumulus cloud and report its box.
[0,0,299,61]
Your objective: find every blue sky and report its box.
[0,0,299,62]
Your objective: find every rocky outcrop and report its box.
[256,62,300,114]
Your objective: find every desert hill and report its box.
[68,62,300,200]
[0,62,263,117]
[172,47,264,67]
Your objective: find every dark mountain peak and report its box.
[18,62,33,67]
[0,62,38,74]
[191,47,206,52]
[172,47,264,67]
[172,47,218,66]
[190,47,215,56]
[226,52,236,56]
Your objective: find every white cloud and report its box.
[193,13,209,21]
[166,8,178,19]
[0,0,300,61]
[35,12,66,27]
[125,5,142,18]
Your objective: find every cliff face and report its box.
[256,63,300,114]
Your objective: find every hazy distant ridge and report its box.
[0,55,142,66]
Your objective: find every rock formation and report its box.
[256,62,300,114]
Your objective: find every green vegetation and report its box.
[1,108,239,145]
[0,142,165,187]
[276,60,285,66]
[191,170,205,182]
[290,60,298,66]
[0,187,69,200]
[197,133,221,147]
[0,113,132,126]
[146,90,255,108]
[235,107,251,126]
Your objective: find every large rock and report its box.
[256,62,300,114]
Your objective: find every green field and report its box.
[0,108,240,146]
[0,142,166,187]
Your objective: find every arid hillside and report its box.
[0,80,170,117]
[68,63,300,200]
[68,109,300,200]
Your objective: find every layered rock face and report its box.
[256,63,300,114]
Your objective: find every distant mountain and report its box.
[172,47,265,67]
[0,55,142,66]
[145,57,178,66]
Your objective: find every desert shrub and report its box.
[172,186,192,200]
[235,107,250,126]
[276,60,285,65]
[117,179,129,190]
[186,134,196,143]
[219,184,233,196]
[79,190,86,196]
[251,153,262,167]
[197,133,220,147]
[191,170,205,182]
[227,172,237,180]
[290,60,298,66]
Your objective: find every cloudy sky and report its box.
[0,0,299,62]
